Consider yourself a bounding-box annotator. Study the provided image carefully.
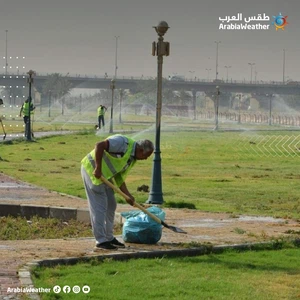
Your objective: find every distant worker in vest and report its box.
[0,99,3,118]
[0,98,3,119]
[81,134,154,250]
[0,98,4,132]
[97,104,107,130]
[19,97,35,136]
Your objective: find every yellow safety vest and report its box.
[22,102,30,116]
[97,107,105,116]
[22,102,34,117]
[81,135,136,187]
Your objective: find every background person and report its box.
[97,104,107,130]
[0,98,3,121]
[19,98,35,137]
[81,134,154,250]
[0,99,6,139]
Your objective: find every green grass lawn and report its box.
[32,246,300,300]
[1,130,300,219]
[0,216,93,240]
[1,128,300,299]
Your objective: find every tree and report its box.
[41,73,72,115]
[129,78,177,105]
[129,79,156,95]
[0,86,27,106]
[176,90,192,106]
[42,73,72,102]
[282,94,300,110]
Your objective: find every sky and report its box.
[0,0,299,82]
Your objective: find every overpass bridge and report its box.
[1,73,300,96]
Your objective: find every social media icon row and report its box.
[53,285,90,294]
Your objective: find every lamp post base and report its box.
[146,147,164,205]
[146,189,164,204]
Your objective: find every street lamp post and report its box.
[26,70,35,141]
[5,30,8,75]
[108,36,119,132]
[189,70,195,81]
[224,65,231,83]
[214,41,221,80]
[214,86,220,130]
[268,94,272,126]
[205,68,211,81]
[48,90,51,118]
[114,36,120,79]
[119,89,123,123]
[147,21,170,205]
[254,65,257,83]
[238,94,241,124]
[248,63,255,83]
[283,49,286,84]
[109,78,115,133]
[61,97,65,115]
[79,94,82,115]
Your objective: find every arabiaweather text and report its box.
[219,23,270,30]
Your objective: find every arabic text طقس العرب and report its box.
[219,13,270,23]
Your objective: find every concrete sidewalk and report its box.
[1,172,299,299]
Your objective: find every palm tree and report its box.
[42,73,72,114]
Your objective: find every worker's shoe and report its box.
[110,237,125,248]
[95,241,118,250]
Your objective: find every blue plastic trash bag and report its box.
[121,206,165,244]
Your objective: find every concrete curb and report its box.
[0,203,122,225]
[27,241,278,268]
[18,241,279,300]
[17,265,41,300]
